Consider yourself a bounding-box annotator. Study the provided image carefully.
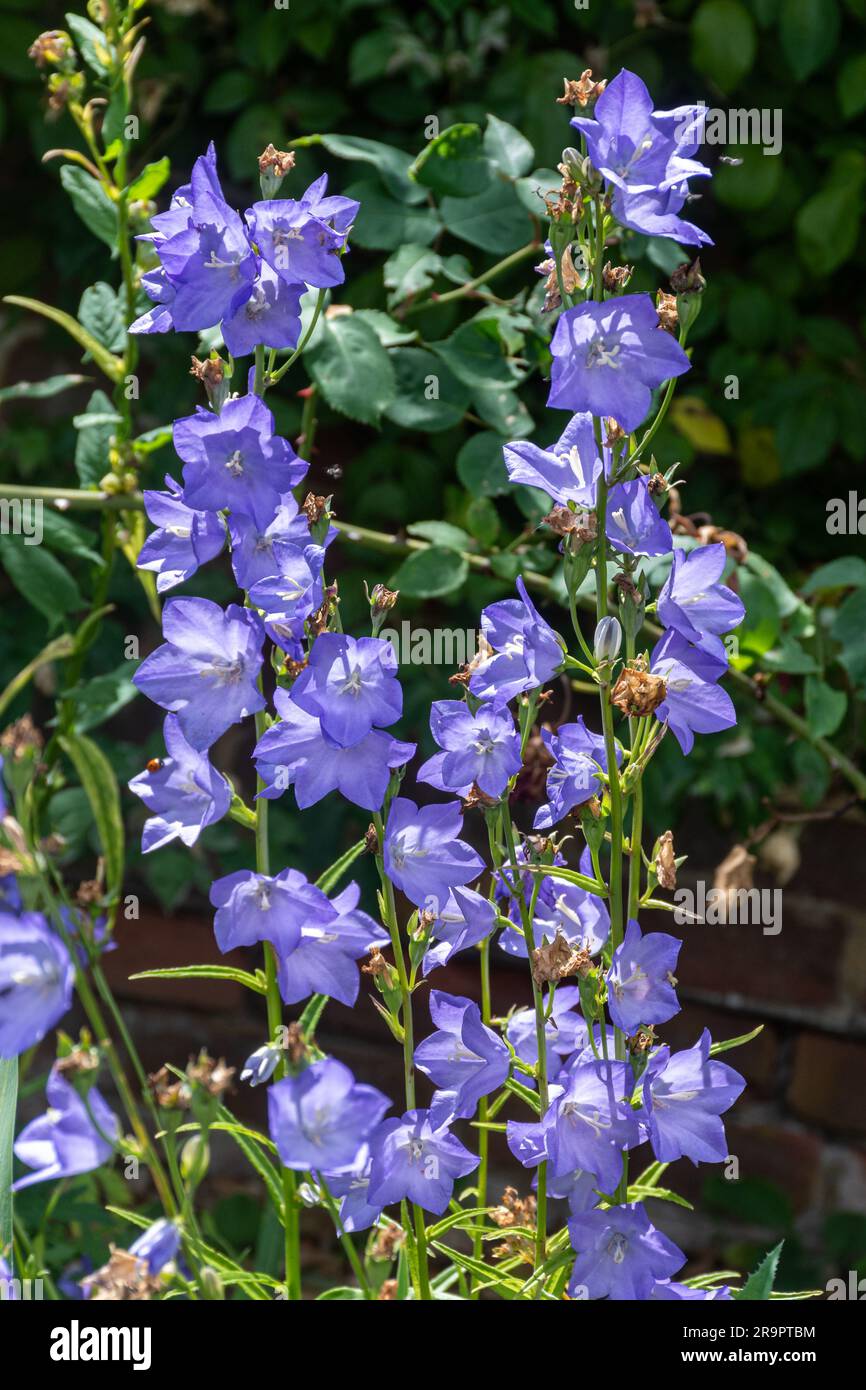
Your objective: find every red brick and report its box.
[101,908,248,1012]
[788,1033,866,1134]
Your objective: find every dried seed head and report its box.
[82,1248,161,1301]
[531,931,592,985]
[0,714,43,760]
[655,830,677,890]
[258,143,295,178]
[656,290,679,335]
[610,664,668,718]
[556,71,607,108]
[187,1050,235,1099]
[603,261,633,293]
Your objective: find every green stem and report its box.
[471,935,492,1298]
[403,242,540,316]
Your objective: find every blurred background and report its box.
[1,0,865,1295]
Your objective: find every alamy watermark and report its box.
[379,621,480,668]
[673,882,782,936]
[0,497,43,545]
[675,102,782,157]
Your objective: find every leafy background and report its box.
[1,0,865,1291]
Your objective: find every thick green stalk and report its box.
[470,934,492,1297]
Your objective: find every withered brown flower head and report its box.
[83,1248,162,1301]
[282,656,308,680]
[0,714,43,760]
[714,844,756,896]
[54,1045,101,1078]
[282,1022,308,1067]
[187,1050,235,1099]
[628,1025,657,1054]
[148,1066,189,1110]
[369,583,399,616]
[302,492,328,526]
[377,1278,399,1301]
[463,783,500,811]
[556,71,607,108]
[491,1187,538,1266]
[610,664,668,718]
[656,290,679,335]
[542,506,598,543]
[190,354,225,388]
[603,261,633,293]
[370,1223,405,1262]
[532,930,592,986]
[670,257,705,296]
[647,472,669,498]
[361,946,391,978]
[258,144,296,178]
[655,830,677,890]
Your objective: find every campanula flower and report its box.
[221,262,304,358]
[137,476,225,594]
[133,144,258,334]
[383,798,485,911]
[650,1278,732,1300]
[325,1147,381,1232]
[642,1029,745,1164]
[414,991,510,1121]
[0,911,74,1058]
[128,714,231,853]
[567,1204,685,1300]
[613,181,713,248]
[133,597,265,751]
[605,477,672,558]
[657,543,745,660]
[173,393,308,528]
[421,887,498,975]
[571,71,709,195]
[268,1058,390,1173]
[253,690,415,812]
[367,1108,479,1215]
[291,633,403,748]
[0,1255,15,1297]
[548,1058,641,1191]
[546,1167,602,1216]
[650,629,736,754]
[274,882,389,1008]
[248,543,326,640]
[606,919,681,1034]
[533,717,618,829]
[228,495,328,591]
[240,1043,283,1088]
[0,873,21,914]
[247,175,359,289]
[418,700,521,799]
[506,986,586,1074]
[503,412,604,506]
[499,878,609,960]
[12,1068,118,1191]
[470,577,564,707]
[128,1219,182,1275]
[210,867,329,957]
[548,295,691,432]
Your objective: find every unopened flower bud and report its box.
[200,1266,224,1300]
[670,258,706,335]
[366,582,399,636]
[180,1134,209,1182]
[28,30,75,71]
[297,1182,320,1208]
[239,1043,282,1088]
[593,616,622,665]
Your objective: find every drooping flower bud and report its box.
[593,616,622,665]
[239,1043,282,1088]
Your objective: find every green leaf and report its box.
[626,1184,694,1210]
[709,1024,764,1055]
[78,282,125,353]
[430,321,515,391]
[735,1240,784,1300]
[74,388,118,485]
[318,133,426,204]
[780,0,839,80]
[384,244,444,307]
[691,0,756,89]
[407,521,472,551]
[305,314,396,426]
[838,54,866,118]
[0,543,83,623]
[129,965,266,993]
[465,497,499,547]
[0,1057,16,1265]
[351,309,417,347]
[473,384,533,438]
[0,374,89,404]
[59,731,124,901]
[3,297,123,383]
[345,178,441,252]
[390,546,469,599]
[483,115,534,178]
[66,13,113,76]
[515,167,560,216]
[804,676,847,738]
[126,158,171,202]
[411,123,492,197]
[797,178,865,275]
[60,664,139,734]
[0,634,76,720]
[384,348,470,432]
[314,837,367,895]
[58,166,119,251]
[802,556,866,593]
[40,509,103,567]
[832,587,866,687]
[456,431,510,497]
[440,181,531,255]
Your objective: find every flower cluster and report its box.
[3,68,754,1302]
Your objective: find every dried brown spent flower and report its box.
[258,144,295,177]
[603,261,633,293]
[648,472,669,498]
[369,583,399,616]
[656,290,679,335]
[281,1022,309,1066]
[370,1223,405,1262]
[463,783,500,810]
[655,830,677,890]
[556,71,607,107]
[0,714,43,760]
[491,1188,538,1266]
[190,354,225,388]
[532,931,592,985]
[362,946,390,978]
[610,664,668,718]
[377,1279,399,1300]
[670,257,705,296]
[187,1051,235,1099]
[148,1066,188,1110]
[54,1046,101,1078]
[542,505,597,541]
[628,1025,657,1054]
[83,1248,162,1301]
[302,492,328,526]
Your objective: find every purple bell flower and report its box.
[548,1058,642,1192]
[367,1108,479,1215]
[533,717,619,829]
[421,887,498,975]
[414,991,510,1121]
[470,577,564,707]
[0,912,74,1058]
[643,1028,745,1164]
[650,629,736,754]
[503,413,604,506]
[567,1203,685,1299]
[128,1219,182,1275]
[268,1057,390,1173]
[133,597,265,751]
[291,633,403,748]
[137,476,225,593]
[12,1068,118,1191]
[657,543,745,660]
[606,919,681,1034]
[605,477,672,558]
[383,797,485,911]
[128,714,232,853]
[418,700,521,799]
